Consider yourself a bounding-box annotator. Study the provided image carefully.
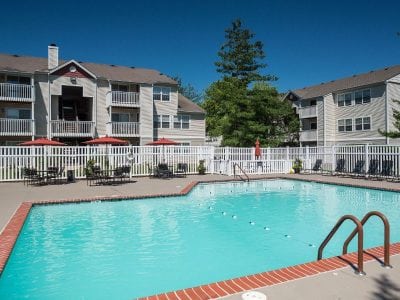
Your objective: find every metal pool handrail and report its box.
[318,215,365,275]
[233,163,250,182]
[343,211,391,268]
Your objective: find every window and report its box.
[6,108,31,119]
[310,122,317,130]
[355,89,371,104]
[6,75,30,85]
[111,84,128,92]
[153,86,170,101]
[355,117,371,131]
[173,115,190,129]
[162,115,170,128]
[338,93,352,106]
[338,119,353,132]
[310,99,317,106]
[111,113,129,122]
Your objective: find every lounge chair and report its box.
[86,165,102,186]
[366,159,380,179]
[23,167,43,185]
[380,160,393,179]
[302,159,322,174]
[332,158,346,175]
[157,163,173,178]
[174,163,188,177]
[347,160,365,177]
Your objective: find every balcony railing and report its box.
[0,118,35,136]
[107,122,140,137]
[50,120,95,137]
[0,83,34,102]
[300,129,317,142]
[298,105,317,118]
[108,91,140,107]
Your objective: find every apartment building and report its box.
[285,65,400,146]
[0,45,205,145]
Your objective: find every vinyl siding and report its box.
[34,74,49,137]
[139,84,154,143]
[96,79,109,136]
[316,96,324,146]
[388,74,400,84]
[387,81,400,145]
[334,84,386,143]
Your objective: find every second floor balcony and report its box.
[107,91,140,107]
[107,122,140,137]
[0,83,34,102]
[0,118,35,136]
[298,105,317,119]
[50,120,95,138]
[300,129,317,142]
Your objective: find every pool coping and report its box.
[0,176,399,299]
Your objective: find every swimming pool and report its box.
[0,179,400,299]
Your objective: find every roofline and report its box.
[49,60,97,79]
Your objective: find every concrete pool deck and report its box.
[1,173,400,299]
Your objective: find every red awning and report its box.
[146,138,178,146]
[82,136,128,145]
[20,138,66,146]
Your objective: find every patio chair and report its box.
[112,166,131,183]
[380,160,393,179]
[23,167,43,186]
[174,163,188,177]
[347,160,365,177]
[302,159,322,174]
[86,165,102,186]
[46,166,59,183]
[366,159,380,179]
[332,158,346,175]
[157,163,173,178]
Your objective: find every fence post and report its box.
[286,146,290,173]
[365,144,369,174]
[332,145,336,171]
[210,146,215,174]
[306,145,310,169]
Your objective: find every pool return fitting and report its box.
[317,211,391,275]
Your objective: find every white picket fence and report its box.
[1,144,400,182]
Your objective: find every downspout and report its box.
[385,80,389,145]
[48,73,51,139]
[323,95,326,146]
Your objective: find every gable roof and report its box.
[290,65,400,99]
[0,53,176,85]
[178,93,205,114]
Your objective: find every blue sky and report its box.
[1,0,399,94]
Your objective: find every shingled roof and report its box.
[178,93,205,114]
[0,53,176,85]
[291,65,400,99]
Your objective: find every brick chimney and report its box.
[48,44,59,69]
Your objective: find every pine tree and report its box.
[215,19,275,85]
[172,76,203,104]
[379,99,400,138]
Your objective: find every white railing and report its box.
[107,122,140,137]
[0,118,34,136]
[298,105,317,118]
[50,120,95,137]
[108,91,140,107]
[2,144,400,181]
[0,83,33,102]
[300,130,317,141]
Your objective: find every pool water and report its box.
[1,179,400,299]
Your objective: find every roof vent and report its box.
[78,61,83,63]
[13,54,20,57]
[320,82,324,85]
[159,73,163,75]
[353,74,357,77]
[110,64,116,67]
[385,67,389,70]
[330,80,335,82]
[50,43,57,47]
[130,66,135,69]
[370,70,374,73]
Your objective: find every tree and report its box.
[172,76,203,104]
[215,19,275,85]
[204,19,299,146]
[379,99,400,138]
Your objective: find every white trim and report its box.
[333,137,386,142]
[385,80,389,144]
[48,60,97,79]
[337,88,371,107]
[153,86,171,102]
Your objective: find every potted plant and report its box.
[198,160,206,175]
[85,159,96,176]
[292,158,302,174]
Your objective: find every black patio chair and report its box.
[332,158,346,175]
[348,160,365,177]
[302,159,322,174]
[366,159,380,179]
[380,160,393,179]
[174,163,188,177]
[157,163,173,178]
[23,167,43,186]
[86,165,102,186]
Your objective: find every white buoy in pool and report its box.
[249,221,255,225]
[241,291,267,300]
[222,212,226,215]
[285,234,291,238]
[232,215,237,219]
[208,206,213,210]
[264,227,270,231]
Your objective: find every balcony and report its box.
[107,122,140,137]
[298,105,317,118]
[107,91,140,107]
[300,129,317,142]
[50,120,95,137]
[0,118,35,136]
[0,83,34,102]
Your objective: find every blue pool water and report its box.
[1,179,400,299]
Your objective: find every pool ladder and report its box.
[317,211,392,275]
[233,163,250,182]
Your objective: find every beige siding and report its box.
[388,74,400,84]
[96,79,109,136]
[316,96,324,146]
[34,74,49,137]
[387,82,400,145]
[153,86,178,116]
[49,76,96,98]
[334,84,386,143]
[50,95,58,120]
[139,85,154,143]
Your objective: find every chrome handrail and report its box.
[233,163,249,182]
